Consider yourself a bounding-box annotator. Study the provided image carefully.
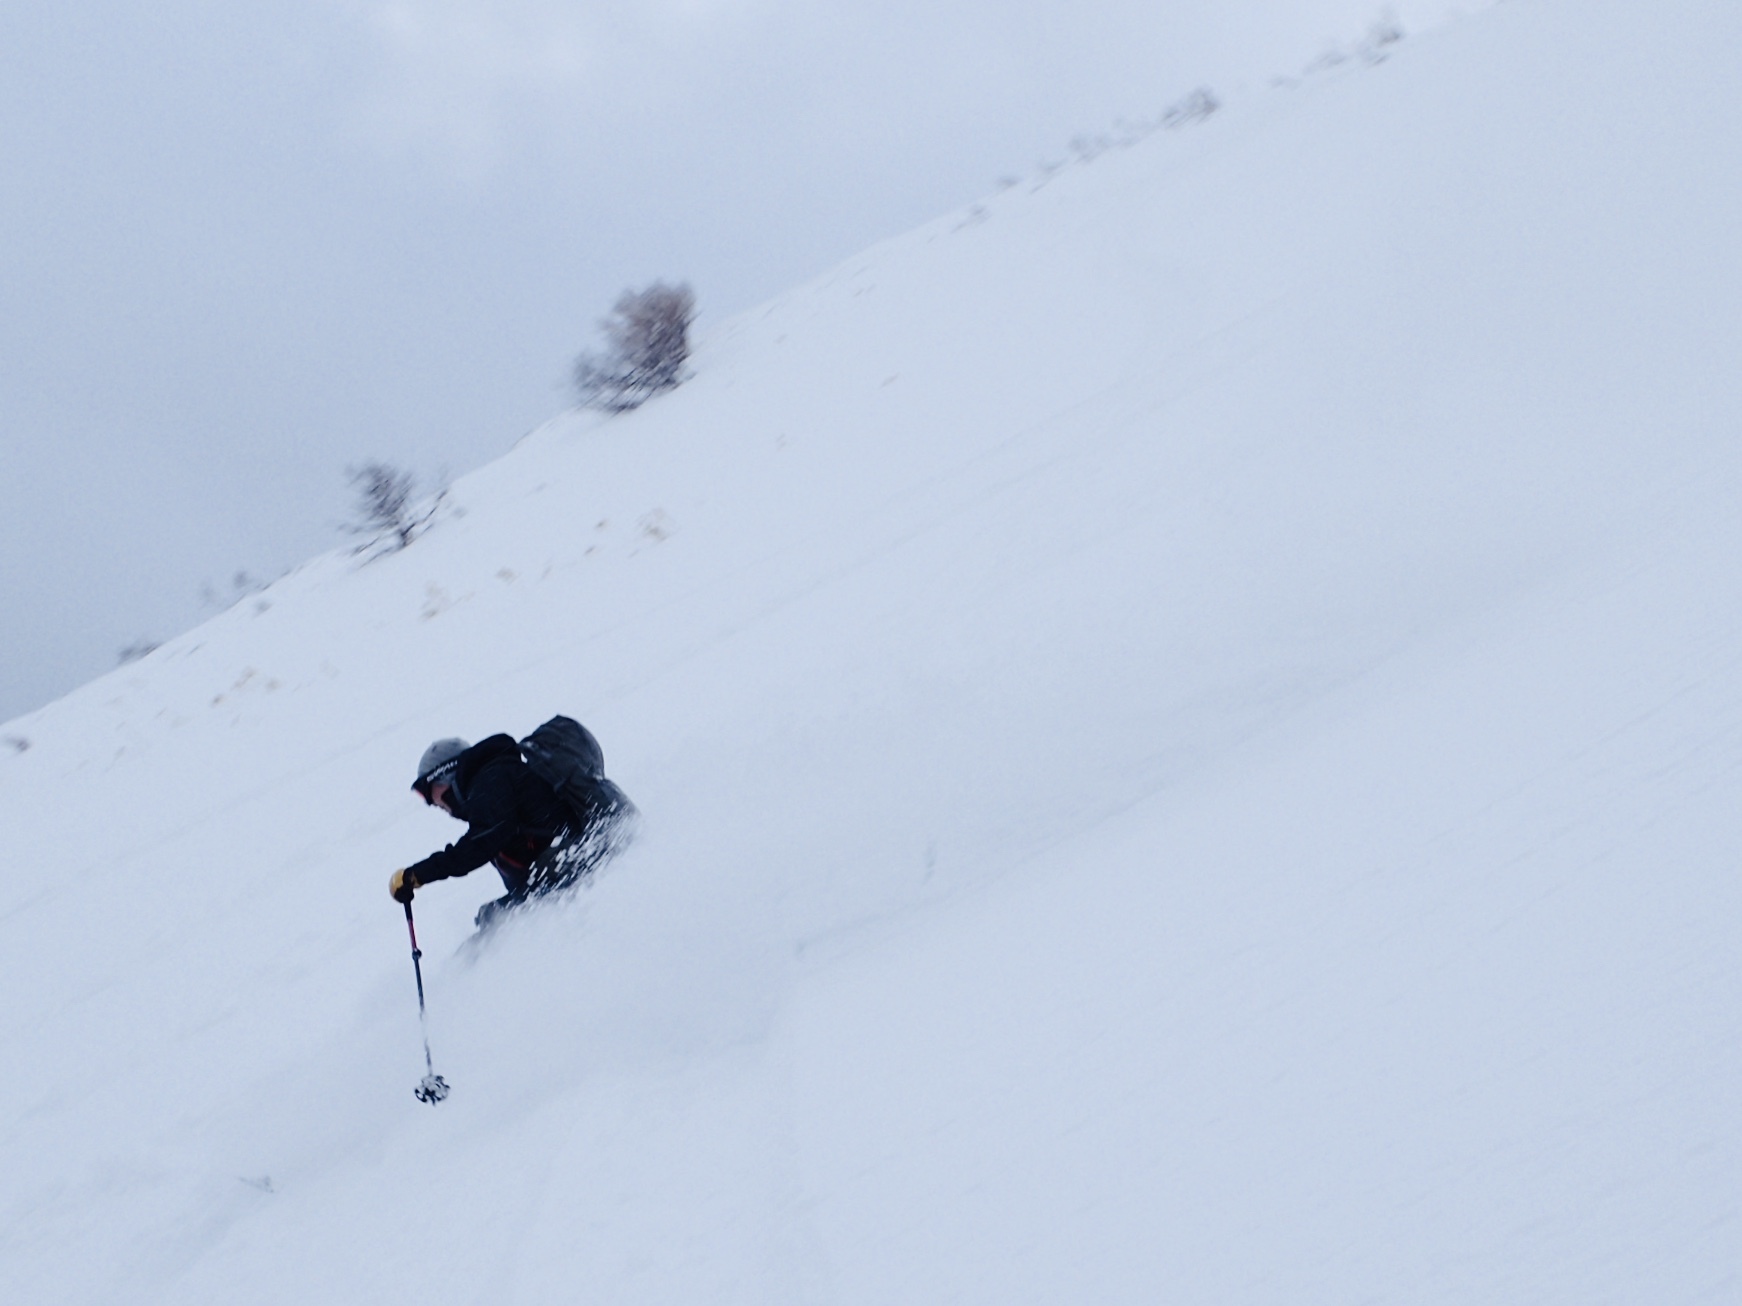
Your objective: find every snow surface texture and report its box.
[3,1,1739,1300]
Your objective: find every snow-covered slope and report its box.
[4,1,1739,1300]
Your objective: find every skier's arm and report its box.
[404,767,521,884]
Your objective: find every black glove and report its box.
[389,868,420,904]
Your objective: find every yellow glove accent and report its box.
[390,868,420,903]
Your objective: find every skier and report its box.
[389,719,635,930]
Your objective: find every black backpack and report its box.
[519,715,629,827]
[520,714,604,783]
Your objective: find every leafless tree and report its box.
[574,282,697,412]
[346,462,445,555]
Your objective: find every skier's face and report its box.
[425,782,454,813]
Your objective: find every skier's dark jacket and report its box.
[406,735,570,895]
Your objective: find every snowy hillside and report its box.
[3,0,1739,1300]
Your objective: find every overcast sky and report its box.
[0,0,1484,723]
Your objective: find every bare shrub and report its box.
[118,638,160,665]
[573,281,696,413]
[1069,133,1110,163]
[200,570,266,613]
[1360,11,1405,62]
[1161,87,1220,129]
[346,461,445,555]
[1039,88,1219,181]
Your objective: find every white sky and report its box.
[0,0,1484,722]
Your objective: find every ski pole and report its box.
[404,901,450,1104]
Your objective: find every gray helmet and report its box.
[414,737,470,791]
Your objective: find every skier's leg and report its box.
[527,813,617,897]
[526,825,583,898]
[474,892,523,931]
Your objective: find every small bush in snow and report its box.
[573,282,696,413]
[346,461,445,555]
[1038,88,1219,182]
[1360,12,1405,62]
[118,638,159,665]
[200,570,266,612]
[1070,133,1111,163]
[1161,88,1220,129]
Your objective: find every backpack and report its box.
[519,714,631,825]
[519,715,605,789]
[518,716,638,887]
